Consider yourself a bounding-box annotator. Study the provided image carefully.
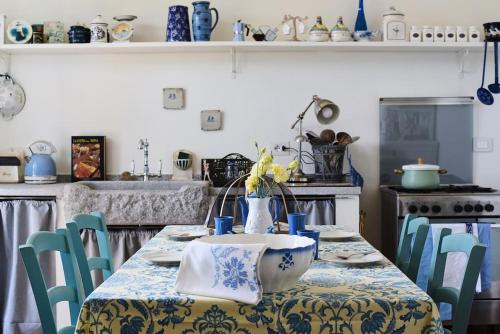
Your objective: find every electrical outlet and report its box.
[473,137,494,152]
[270,142,290,156]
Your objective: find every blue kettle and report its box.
[24,140,57,184]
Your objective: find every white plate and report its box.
[319,230,359,241]
[323,251,384,265]
[141,251,182,266]
[167,231,207,241]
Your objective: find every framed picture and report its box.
[201,109,222,131]
[71,136,106,182]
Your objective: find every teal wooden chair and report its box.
[427,228,486,334]
[19,229,83,334]
[66,211,114,297]
[395,214,430,282]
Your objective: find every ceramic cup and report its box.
[214,216,234,235]
[298,229,320,260]
[287,213,307,235]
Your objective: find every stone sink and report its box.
[63,181,212,226]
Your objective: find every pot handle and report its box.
[394,169,404,175]
[439,169,448,174]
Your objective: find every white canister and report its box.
[445,26,456,42]
[90,15,108,43]
[457,26,468,42]
[434,26,445,42]
[410,26,422,42]
[382,6,407,41]
[422,25,434,42]
[469,26,481,42]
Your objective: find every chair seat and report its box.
[58,325,76,334]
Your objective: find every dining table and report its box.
[75,225,444,334]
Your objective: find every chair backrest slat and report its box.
[19,229,82,334]
[396,214,430,283]
[427,228,487,334]
[67,211,114,297]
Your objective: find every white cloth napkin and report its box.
[431,224,481,293]
[175,240,268,304]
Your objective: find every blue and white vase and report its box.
[354,0,368,32]
[166,5,191,42]
[192,1,219,41]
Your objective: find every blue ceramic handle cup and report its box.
[214,216,234,235]
[298,230,320,260]
[287,213,307,235]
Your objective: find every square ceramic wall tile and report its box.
[201,109,222,131]
[163,88,184,109]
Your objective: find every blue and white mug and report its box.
[214,216,234,235]
[166,5,191,42]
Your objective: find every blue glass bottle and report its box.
[354,0,368,32]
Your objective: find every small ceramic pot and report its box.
[309,16,330,42]
[90,15,108,43]
[68,25,91,43]
[395,164,447,190]
[483,22,500,42]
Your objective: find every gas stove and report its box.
[382,185,500,218]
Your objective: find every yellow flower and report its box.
[245,175,260,193]
[287,160,299,171]
[271,164,290,183]
[260,152,273,166]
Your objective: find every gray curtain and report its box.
[0,200,56,334]
[81,228,161,286]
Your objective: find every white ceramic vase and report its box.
[244,197,274,234]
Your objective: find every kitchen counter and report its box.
[0,183,66,198]
[0,181,362,198]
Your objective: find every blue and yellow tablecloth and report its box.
[75,225,443,334]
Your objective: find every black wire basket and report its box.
[311,143,346,180]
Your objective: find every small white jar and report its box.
[410,26,422,42]
[457,26,468,42]
[445,26,456,42]
[422,25,434,42]
[469,26,481,42]
[90,15,108,43]
[434,26,445,42]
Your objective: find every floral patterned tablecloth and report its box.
[75,225,443,334]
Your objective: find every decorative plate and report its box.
[7,20,33,44]
[111,22,134,42]
[141,251,182,266]
[0,75,26,120]
[319,230,359,241]
[167,231,207,241]
[323,251,384,265]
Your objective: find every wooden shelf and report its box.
[0,41,484,55]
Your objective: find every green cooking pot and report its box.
[394,164,447,190]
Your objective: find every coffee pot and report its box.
[233,20,250,41]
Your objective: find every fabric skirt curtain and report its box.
[0,200,56,334]
[81,228,162,286]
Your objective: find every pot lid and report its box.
[91,15,107,25]
[383,6,404,17]
[402,164,440,171]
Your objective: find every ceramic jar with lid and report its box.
[382,6,406,41]
[90,15,108,43]
[68,25,91,43]
[445,26,456,42]
[422,25,434,42]
[457,26,468,42]
[111,15,137,42]
[469,26,480,42]
[309,16,330,42]
[331,16,352,42]
[434,26,445,42]
[410,26,422,42]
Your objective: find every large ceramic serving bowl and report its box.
[198,234,315,293]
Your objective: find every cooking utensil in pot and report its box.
[320,129,336,144]
[489,41,500,94]
[0,74,26,121]
[478,42,494,105]
[394,159,447,190]
[336,132,352,146]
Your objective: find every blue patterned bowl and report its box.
[199,234,315,292]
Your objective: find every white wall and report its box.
[2,0,500,247]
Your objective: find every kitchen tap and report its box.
[131,138,162,181]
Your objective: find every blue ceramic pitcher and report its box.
[192,1,219,41]
[166,5,191,42]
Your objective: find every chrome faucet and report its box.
[131,138,162,181]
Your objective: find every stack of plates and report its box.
[166,231,207,241]
[319,230,359,241]
[141,251,182,266]
[323,251,384,265]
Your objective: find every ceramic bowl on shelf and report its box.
[199,234,315,292]
[7,20,33,44]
